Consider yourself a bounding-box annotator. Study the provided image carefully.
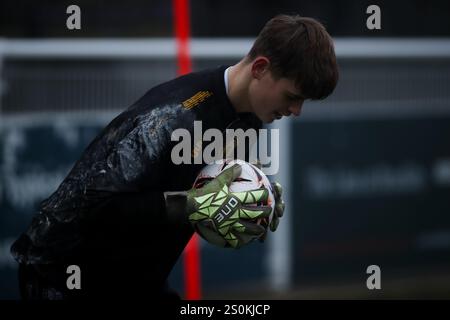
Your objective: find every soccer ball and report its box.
[193,159,275,227]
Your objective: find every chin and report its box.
[253,112,274,123]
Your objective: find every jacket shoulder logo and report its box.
[182,91,213,110]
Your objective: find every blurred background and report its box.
[1,0,450,299]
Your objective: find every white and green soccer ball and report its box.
[194,159,275,227]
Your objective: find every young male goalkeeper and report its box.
[11,14,338,300]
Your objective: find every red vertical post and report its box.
[172,0,201,300]
[173,0,192,75]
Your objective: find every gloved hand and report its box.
[258,181,285,242]
[249,160,285,238]
[269,182,284,232]
[187,164,272,248]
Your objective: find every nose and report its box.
[288,100,304,117]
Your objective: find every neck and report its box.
[227,58,252,113]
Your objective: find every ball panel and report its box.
[193,159,275,224]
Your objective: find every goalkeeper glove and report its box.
[257,181,285,242]
[186,163,272,248]
[250,160,285,240]
[269,181,284,232]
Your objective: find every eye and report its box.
[286,94,299,101]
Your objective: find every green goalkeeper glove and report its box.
[257,181,285,242]
[186,163,272,248]
[269,182,285,232]
[249,160,285,239]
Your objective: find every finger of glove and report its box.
[216,163,242,187]
[233,187,268,204]
[233,219,266,236]
[234,232,261,248]
[195,220,228,247]
[269,215,280,232]
[199,164,240,193]
[239,205,273,220]
[222,231,241,249]
[271,182,283,199]
[258,229,268,243]
[275,200,285,218]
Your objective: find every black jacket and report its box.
[11,65,262,298]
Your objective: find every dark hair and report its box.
[248,14,339,100]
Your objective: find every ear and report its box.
[251,56,270,80]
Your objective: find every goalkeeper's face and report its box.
[248,60,305,123]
